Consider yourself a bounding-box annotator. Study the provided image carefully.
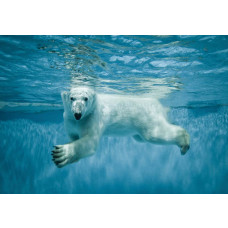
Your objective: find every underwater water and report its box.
[0,35,228,193]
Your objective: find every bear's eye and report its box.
[84,97,88,102]
[70,97,74,101]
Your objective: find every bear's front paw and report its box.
[51,143,79,168]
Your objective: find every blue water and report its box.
[0,35,228,193]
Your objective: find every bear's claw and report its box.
[52,144,68,168]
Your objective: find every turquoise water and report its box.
[0,35,228,193]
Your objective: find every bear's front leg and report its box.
[52,134,100,168]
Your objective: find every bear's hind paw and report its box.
[180,144,190,155]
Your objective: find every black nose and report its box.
[74,113,82,120]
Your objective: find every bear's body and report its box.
[52,87,190,168]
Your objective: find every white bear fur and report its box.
[52,86,190,168]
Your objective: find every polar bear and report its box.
[52,86,190,168]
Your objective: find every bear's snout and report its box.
[74,113,82,120]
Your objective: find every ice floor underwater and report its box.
[0,105,228,194]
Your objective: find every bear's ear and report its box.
[61,91,69,102]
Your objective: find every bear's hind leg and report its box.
[140,123,190,155]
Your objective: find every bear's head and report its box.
[65,86,96,121]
